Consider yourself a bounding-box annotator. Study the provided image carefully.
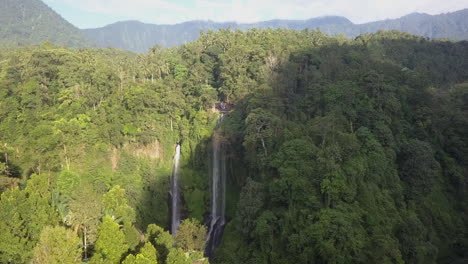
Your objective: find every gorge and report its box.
[0,27,467,264]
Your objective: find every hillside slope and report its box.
[0,0,93,48]
[0,30,467,264]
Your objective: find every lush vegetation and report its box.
[0,29,467,264]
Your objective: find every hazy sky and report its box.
[42,0,468,29]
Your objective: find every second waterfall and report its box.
[171,144,181,236]
[206,116,227,258]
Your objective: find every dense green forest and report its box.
[0,29,467,264]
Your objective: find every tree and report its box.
[243,108,281,167]
[103,185,135,224]
[166,248,190,264]
[122,242,158,264]
[175,218,207,252]
[0,174,19,193]
[146,224,173,263]
[53,114,90,170]
[91,216,129,264]
[32,226,82,264]
[0,187,31,263]
[235,178,265,236]
[67,184,103,259]
[398,139,440,198]
[397,210,437,264]
[0,174,57,263]
[139,243,158,263]
[123,254,156,264]
[310,206,367,264]
[102,185,139,250]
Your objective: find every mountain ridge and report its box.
[0,0,93,48]
[1,0,467,52]
[83,8,468,52]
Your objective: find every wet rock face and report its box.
[205,216,226,259]
[110,141,162,171]
[215,102,234,113]
[128,141,162,159]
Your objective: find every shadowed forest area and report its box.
[0,29,467,264]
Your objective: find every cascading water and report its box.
[171,144,181,236]
[206,115,227,258]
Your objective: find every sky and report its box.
[42,0,468,29]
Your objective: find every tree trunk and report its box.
[84,226,88,259]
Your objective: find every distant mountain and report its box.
[82,17,356,53]
[84,9,468,53]
[83,20,234,52]
[358,9,468,40]
[0,0,93,48]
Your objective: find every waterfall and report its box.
[171,144,181,236]
[206,115,227,258]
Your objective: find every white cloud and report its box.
[45,0,468,26]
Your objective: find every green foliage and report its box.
[202,29,468,264]
[398,139,440,198]
[0,175,19,193]
[310,205,368,264]
[175,218,207,252]
[146,224,173,263]
[174,64,188,80]
[0,29,467,264]
[235,178,265,236]
[103,185,136,224]
[243,108,281,168]
[32,226,82,264]
[123,254,157,264]
[166,248,191,264]
[55,170,80,197]
[0,174,58,263]
[122,242,158,264]
[91,216,129,264]
[67,183,103,252]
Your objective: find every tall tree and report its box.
[91,216,129,264]
[32,226,82,264]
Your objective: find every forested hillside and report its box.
[0,29,467,264]
[84,9,468,52]
[0,0,93,48]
